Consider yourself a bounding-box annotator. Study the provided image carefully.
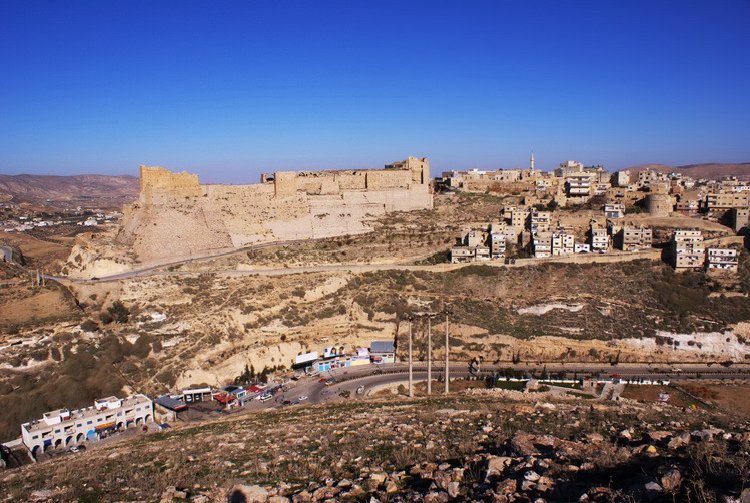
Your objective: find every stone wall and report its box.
[119,159,433,264]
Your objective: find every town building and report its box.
[574,243,591,253]
[706,247,739,272]
[672,229,705,270]
[619,226,653,252]
[590,225,609,253]
[551,230,575,256]
[614,170,630,187]
[733,207,750,233]
[21,395,153,458]
[532,231,552,258]
[529,209,551,233]
[489,224,506,259]
[704,192,750,211]
[564,173,593,198]
[450,246,474,264]
[604,203,625,219]
[370,340,395,364]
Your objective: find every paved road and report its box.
[230,361,750,414]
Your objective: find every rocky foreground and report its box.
[2,388,749,502]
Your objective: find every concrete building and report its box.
[21,395,153,458]
[565,173,593,198]
[672,229,705,270]
[575,243,591,253]
[590,225,609,253]
[503,205,530,228]
[529,209,551,233]
[551,230,575,256]
[489,224,506,259]
[619,226,653,252]
[370,340,395,364]
[706,247,739,272]
[604,203,625,219]
[614,170,630,187]
[704,192,750,211]
[532,231,552,258]
[733,207,750,233]
[450,246,474,264]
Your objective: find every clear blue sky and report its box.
[1,1,749,183]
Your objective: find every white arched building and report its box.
[21,394,153,458]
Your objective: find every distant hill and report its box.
[0,174,139,208]
[619,162,750,180]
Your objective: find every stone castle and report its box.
[119,157,432,263]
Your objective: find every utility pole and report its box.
[408,318,413,398]
[427,316,432,395]
[445,313,450,395]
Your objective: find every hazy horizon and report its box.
[1,1,749,183]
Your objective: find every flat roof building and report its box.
[21,394,153,458]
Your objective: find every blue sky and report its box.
[1,1,749,183]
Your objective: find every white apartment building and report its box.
[614,170,630,187]
[706,247,739,272]
[575,243,591,253]
[551,231,575,256]
[620,226,653,252]
[672,229,705,269]
[590,226,609,252]
[21,394,153,458]
[565,173,593,197]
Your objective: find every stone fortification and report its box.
[118,158,432,263]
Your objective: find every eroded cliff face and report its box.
[115,164,433,265]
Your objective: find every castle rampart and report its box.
[119,157,433,264]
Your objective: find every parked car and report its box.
[297,395,308,401]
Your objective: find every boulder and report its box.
[228,485,269,503]
[660,469,682,492]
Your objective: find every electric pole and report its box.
[427,316,432,395]
[409,317,414,398]
[445,313,450,395]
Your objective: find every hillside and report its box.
[620,162,750,180]
[0,174,139,208]
[1,390,748,502]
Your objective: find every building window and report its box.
[97,418,102,422]
[32,435,38,440]
[87,421,93,425]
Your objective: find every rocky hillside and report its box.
[1,389,748,502]
[620,162,750,180]
[0,174,138,208]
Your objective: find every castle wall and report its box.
[120,160,432,264]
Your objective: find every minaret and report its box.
[530,152,535,170]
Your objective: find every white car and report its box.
[297,396,308,401]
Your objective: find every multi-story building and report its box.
[551,230,575,256]
[475,245,491,261]
[706,247,739,272]
[450,246,474,264]
[619,226,652,251]
[614,170,630,187]
[489,224,506,259]
[672,229,705,270]
[466,229,484,247]
[575,243,591,253]
[637,169,668,188]
[704,192,750,211]
[532,231,552,258]
[21,394,153,458]
[604,203,625,219]
[502,205,531,229]
[565,173,593,198]
[528,209,551,233]
[590,225,609,252]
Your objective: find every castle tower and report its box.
[530,152,535,170]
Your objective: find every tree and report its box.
[107,301,130,324]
